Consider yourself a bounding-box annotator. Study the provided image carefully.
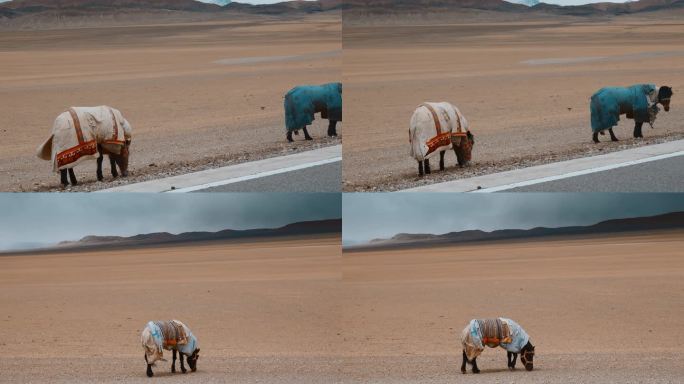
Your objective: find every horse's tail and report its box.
[36,134,53,160]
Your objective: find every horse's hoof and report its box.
[146,371,153,378]
[305,137,313,141]
[181,368,187,374]
[461,369,467,374]
[191,368,197,372]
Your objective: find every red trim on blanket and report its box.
[425,132,451,157]
[56,140,98,168]
[102,139,125,146]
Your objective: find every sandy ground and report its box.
[0,14,341,192]
[0,236,343,383]
[342,19,684,191]
[340,230,684,383]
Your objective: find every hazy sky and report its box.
[508,0,630,4]
[0,193,340,251]
[343,193,684,245]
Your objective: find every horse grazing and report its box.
[409,102,474,176]
[36,106,132,187]
[141,320,200,378]
[460,318,535,374]
[590,84,673,143]
[284,82,342,142]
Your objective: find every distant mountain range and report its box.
[343,0,684,17]
[51,219,341,251]
[0,0,342,18]
[347,211,684,251]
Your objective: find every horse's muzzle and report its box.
[525,364,534,371]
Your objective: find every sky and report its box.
[342,193,684,245]
[0,0,314,4]
[0,193,341,251]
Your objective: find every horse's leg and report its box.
[109,156,119,178]
[145,354,154,377]
[439,151,445,171]
[287,131,294,142]
[96,152,104,181]
[461,350,468,374]
[511,352,518,370]
[592,131,600,143]
[179,352,187,374]
[171,349,177,373]
[424,159,431,174]
[60,169,69,187]
[634,121,644,138]
[609,127,619,142]
[328,120,338,137]
[68,168,78,186]
[418,160,424,177]
[507,351,512,369]
[303,126,313,141]
[471,356,480,374]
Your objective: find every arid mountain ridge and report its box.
[350,211,684,251]
[54,218,342,249]
[343,0,684,17]
[0,0,342,18]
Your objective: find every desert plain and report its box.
[0,13,341,192]
[343,17,684,190]
[341,230,684,383]
[0,235,343,383]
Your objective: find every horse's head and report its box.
[520,341,535,371]
[658,86,673,112]
[454,130,475,167]
[111,140,131,177]
[187,348,200,372]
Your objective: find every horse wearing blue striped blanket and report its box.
[141,320,200,377]
[460,318,535,374]
[284,82,342,142]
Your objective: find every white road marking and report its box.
[473,150,684,193]
[167,157,341,193]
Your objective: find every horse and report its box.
[590,84,673,143]
[141,320,200,378]
[409,102,474,176]
[460,318,535,374]
[284,82,342,142]
[36,106,132,187]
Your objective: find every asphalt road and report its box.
[508,155,684,192]
[195,161,341,192]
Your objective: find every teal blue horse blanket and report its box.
[284,82,342,132]
[590,84,656,133]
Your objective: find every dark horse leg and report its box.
[171,349,177,373]
[471,356,480,374]
[287,131,294,142]
[418,160,424,177]
[609,128,619,142]
[592,131,600,143]
[145,354,153,377]
[179,352,187,374]
[303,126,313,141]
[461,350,468,374]
[424,159,431,175]
[327,120,338,137]
[508,351,518,370]
[96,151,104,181]
[634,121,644,138]
[68,168,78,186]
[439,150,445,171]
[60,169,69,187]
[109,156,119,178]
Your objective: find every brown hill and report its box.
[348,212,684,252]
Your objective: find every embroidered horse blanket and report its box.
[36,106,133,172]
[590,84,657,133]
[409,102,469,161]
[284,82,342,132]
[141,320,199,364]
[461,318,529,361]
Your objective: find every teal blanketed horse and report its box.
[284,82,342,142]
[590,84,673,143]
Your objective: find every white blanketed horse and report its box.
[141,320,200,377]
[409,102,474,176]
